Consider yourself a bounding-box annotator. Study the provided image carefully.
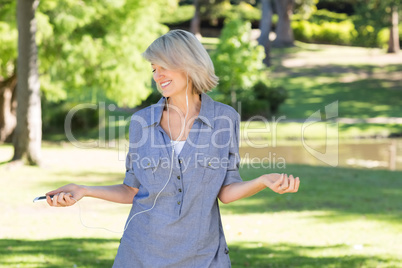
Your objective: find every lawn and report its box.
[1,144,401,267]
[269,42,402,121]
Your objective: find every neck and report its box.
[167,91,201,116]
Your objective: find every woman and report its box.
[46,30,300,267]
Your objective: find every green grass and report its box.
[274,72,402,119]
[268,42,402,120]
[1,145,401,267]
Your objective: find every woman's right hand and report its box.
[46,183,86,207]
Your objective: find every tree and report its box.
[12,0,42,165]
[212,19,265,108]
[258,0,274,66]
[190,0,202,38]
[0,0,17,143]
[190,0,230,38]
[273,0,295,47]
[0,73,16,143]
[388,4,400,53]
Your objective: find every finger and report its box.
[270,173,283,189]
[58,192,67,206]
[281,174,289,189]
[294,177,300,192]
[286,175,295,192]
[64,193,76,206]
[46,195,53,206]
[52,193,60,207]
[46,187,64,196]
[278,174,287,192]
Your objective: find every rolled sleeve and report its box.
[222,116,242,186]
[124,170,140,189]
[123,116,141,189]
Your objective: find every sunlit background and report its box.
[1,0,401,267]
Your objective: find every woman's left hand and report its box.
[261,173,300,194]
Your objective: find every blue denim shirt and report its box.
[113,93,242,267]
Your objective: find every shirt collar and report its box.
[144,93,215,129]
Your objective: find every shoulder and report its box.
[202,93,239,122]
[214,101,239,118]
[212,100,240,124]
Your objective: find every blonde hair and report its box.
[142,30,219,94]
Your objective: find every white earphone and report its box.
[75,73,191,234]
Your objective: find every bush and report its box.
[42,101,99,134]
[159,5,194,25]
[292,20,316,43]
[240,79,288,119]
[309,9,349,24]
[225,2,260,22]
[160,2,261,28]
[292,10,357,45]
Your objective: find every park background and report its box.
[1,0,402,267]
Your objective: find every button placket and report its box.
[176,162,184,213]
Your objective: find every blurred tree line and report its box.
[0,0,174,164]
[0,0,400,165]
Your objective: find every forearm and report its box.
[82,184,138,204]
[218,174,279,204]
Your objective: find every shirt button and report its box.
[224,248,229,254]
[177,176,181,180]
[208,162,212,166]
[178,188,182,192]
[179,159,183,164]
[177,201,181,205]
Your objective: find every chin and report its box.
[161,91,171,98]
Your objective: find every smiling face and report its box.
[152,64,189,98]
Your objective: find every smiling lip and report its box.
[161,81,172,88]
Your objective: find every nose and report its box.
[153,69,165,82]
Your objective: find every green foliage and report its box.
[307,8,349,23]
[0,0,16,78]
[160,5,195,25]
[211,19,265,105]
[160,2,261,27]
[352,0,401,48]
[201,0,231,26]
[294,0,319,19]
[292,9,358,45]
[292,19,357,45]
[377,24,402,49]
[38,0,176,107]
[225,2,261,22]
[240,79,288,119]
[0,0,176,107]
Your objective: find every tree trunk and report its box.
[13,0,42,165]
[0,73,17,143]
[388,5,400,53]
[273,0,295,47]
[190,0,202,39]
[258,0,273,66]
